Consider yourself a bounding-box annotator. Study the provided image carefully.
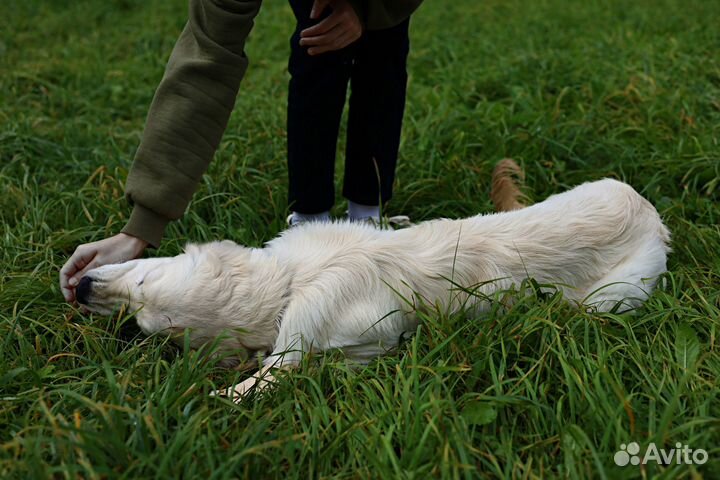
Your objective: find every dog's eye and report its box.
[137,279,144,286]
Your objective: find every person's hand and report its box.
[300,0,362,56]
[60,233,148,303]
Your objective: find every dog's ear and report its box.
[183,243,201,257]
[206,240,243,261]
[185,243,225,279]
[183,241,249,278]
[214,240,241,253]
[182,243,222,276]
[204,241,251,274]
[184,241,239,257]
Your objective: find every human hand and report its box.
[60,232,148,303]
[300,0,362,56]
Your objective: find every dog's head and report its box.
[76,241,257,341]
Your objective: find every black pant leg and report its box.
[287,0,354,213]
[343,18,410,206]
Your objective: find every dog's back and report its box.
[273,178,669,315]
[373,178,669,312]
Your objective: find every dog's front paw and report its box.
[211,367,276,403]
[210,377,256,403]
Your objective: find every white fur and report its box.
[81,179,670,398]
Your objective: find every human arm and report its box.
[122,0,263,247]
[61,0,262,302]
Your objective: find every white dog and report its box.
[76,164,670,400]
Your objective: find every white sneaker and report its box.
[286,213,299,228]
[346,214,412,229]
[387,215,412,228]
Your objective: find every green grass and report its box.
[1,0,719,478]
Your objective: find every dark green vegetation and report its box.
[1,0,718,478]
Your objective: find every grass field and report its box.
[1,0,719,478]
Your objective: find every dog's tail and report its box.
[490,158,529,212]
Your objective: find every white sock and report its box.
[347,201,380,222]
[290,211,330,225]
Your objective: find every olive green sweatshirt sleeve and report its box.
[121,0,262,247]
[347,0,423,30]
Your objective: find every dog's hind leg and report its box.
[582,245,667,312]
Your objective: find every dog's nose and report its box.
[76,276,94,305]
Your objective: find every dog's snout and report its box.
[76,276,94,305]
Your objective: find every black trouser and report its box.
[287,0,410,213]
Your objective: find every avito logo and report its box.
[614,442,708,466]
